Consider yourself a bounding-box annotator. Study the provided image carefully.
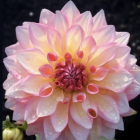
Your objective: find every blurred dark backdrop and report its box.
[2,0,140,140]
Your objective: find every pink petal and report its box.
[47,52,58,62]
[37,89,64,117]
[77,51,84,59]
[66,25,84,57]
[87,83,99,94]
[39,64,53,77]
[47,28,63,55]
[56,132,67,140]
[92,25,115,46]
[44,117,60,140]
[50,102,69,132]
[13,102,26,121]
[70,102,93,129]
[20,75,50,96]
[16,26,34,49]
[65,127,76,140]
[68,115,89,140]
[101,125,115,140]
[73,92,86,103]
[121,107,137,117]
[39,9,54,26]
[104,117,124,131]
[5,43,24,56]
[88,44,116,67]
[61,1,80,26]
[90,94,120,123]
[125,55,137,70]
[92,9,107,31]
[125,80,140,101]
[65,52,72,60]
[5,98,17,110]
[3,55,28,79]
[94,68,134,92]
[73,11,93,35]
[3,75,18,90]
[115,32,130,45]
[89,117,102,140]
[17,48,48,74]
[25,97,39,124]
[29,23,53,54]
[89,65,96,74]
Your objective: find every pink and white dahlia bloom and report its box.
[3,1,140,140]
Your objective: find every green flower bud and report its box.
[3,127,23,140]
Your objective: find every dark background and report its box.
[2,0,140,139]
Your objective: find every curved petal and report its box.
[92,25,115,46]
[20,75,50,96]
[24,97,39,124]
[68,115,89,140]
[65,127,76,140]
[121,107,137,117]
[51,102,69,132]
[3,75,18,90]
[115,32,130,45]
[37,89,64,117]
[70,102,93,129]
[13,102,26,121]
[73,11,93,35]
[44,117,60,140]
[94,69,134,92]
[39,9,54,26]
[17,48,48,74]
[92,9,107,31]
[66,25,84,57]
[125,55,137,70]
[29,23,53,54]
[125,80,140,101]
[89,94,120,123]
[16,26,34,49]
[5,43,24,56]
[72,92,86,103]
[86,83,99,94]
[5,98,17,110]
[3,55,28,79]
[61,1,80,26]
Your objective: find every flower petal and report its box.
[115,32,130,45]
[73,11,93,35]
[86,83,99,94]
[70,102,93,129]
[5,98,17,110]
[92,9,107,31]
[51,102,69,132]
[5,43,24,56]
[37,89,64,117]
[44,117,60,140]
[65,127,76,140]
[25,97,39,124]
[17,48,48,74]
[73,92,86,103]
[66,25,84,57]
[39,9,54,26]
[61,1,80,26]
[121,107,137,117]
[92,25,115,46]
[16,26,34,49]
[68,115,89,140]
[125,55,137,70]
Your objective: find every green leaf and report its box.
[17,121,28,131]
[99,137,116,140]
[35,134,40,140]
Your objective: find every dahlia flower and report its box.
[3,1,140,140]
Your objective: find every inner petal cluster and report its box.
[54,61,88,92]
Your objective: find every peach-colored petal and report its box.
[92,25,115,46]
[3,55,28,79]
[92,9,107,31]
[51,102,69,132]
[125,55,137,70]
[29,23,54,54]
[5,43,24,56]
[73,92,86,103]
[17,48,48,74]
[25,97,39,124]
[66,24,84,57]
[121,107,137,117]
[125,80,140,101]
[70,102,93,129]
[115,32,130,45]
[39,9,54,26]
[16,26,34,49]
[94,69,134,92]
[61,1,80,26]
[87,83,99,94]
[44,117,60,140]
[37,89,64,117]
[68,115,89,140]
[73,11,93,35]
